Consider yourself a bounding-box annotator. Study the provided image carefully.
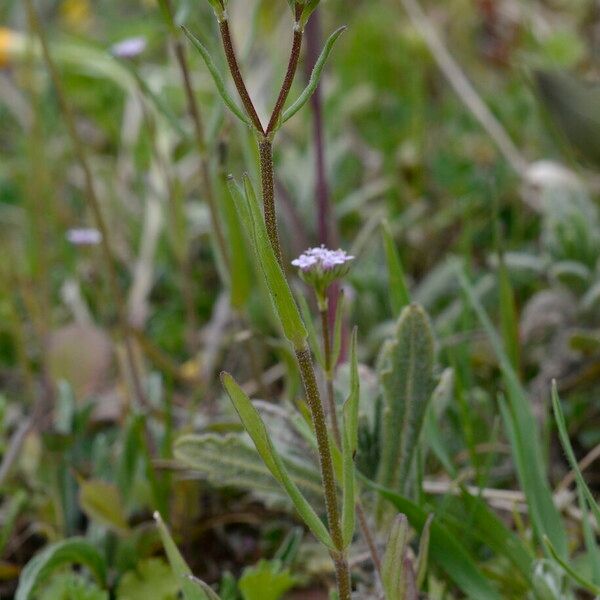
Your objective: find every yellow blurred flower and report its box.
[0,28,15,68]
[60,0,92,31]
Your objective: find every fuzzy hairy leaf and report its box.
[182,28,252,128]
[376,304,435,502]
[173,433,323,507]
[15,539,106,600]
[382,514,409,600]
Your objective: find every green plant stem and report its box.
[295,347,351,598]
[266,3,304,134]
[25,0,148,410]
[320,307,341,443]
[258,138,284,267]
[218,18,264,133]
[217,8,351,596]
[320,307,382,580]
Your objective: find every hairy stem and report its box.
[296,347,351,599]
[320,301,382,580]
[266,3,304,134]
[218,18,264,134]
[258,138,284,267]
[26,0,148,410]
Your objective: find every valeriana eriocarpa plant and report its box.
[176,0,353,597]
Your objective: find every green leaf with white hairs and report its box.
[182,27,252,128]
[230,175,306,348]
[341,328,359,547]
[174,433,324,507]
[382,514,410,600]
[15,539,106,600]
[375,304,435,517]
[281,27,346,125]
[221,372,334,549]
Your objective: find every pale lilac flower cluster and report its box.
[110,36,147,59]
[66,228,102,246]
[292,245,354,297]
[292,245,354,272]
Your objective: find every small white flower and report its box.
[292,245,354,300]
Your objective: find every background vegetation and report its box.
[0,0,599,597]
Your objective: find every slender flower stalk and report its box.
[198,1,352,594]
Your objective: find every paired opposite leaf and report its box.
[281,26,346,125]
[376,304,435,508]
[221,372,333,548]
[227,176,307,349]
[182,28,252,128]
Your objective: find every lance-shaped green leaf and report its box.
[281,26,346,125]
[154,512,213,600]
[376,304,435,508]
[331,291,345,368]
[300,0,321,26]
[221,372,333,549]
[382,514,410,600]
[15,538,106,600]
[220,176,252,309]
[341,328,359,547]
[227,175,307,349]
[182,28,252,128]
[381,219,410,316]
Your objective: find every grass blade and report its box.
[381,219,410,316]
[457,264,567,557]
